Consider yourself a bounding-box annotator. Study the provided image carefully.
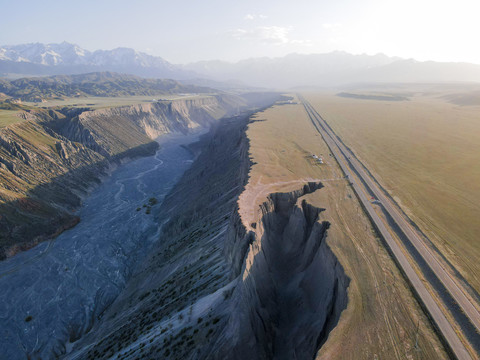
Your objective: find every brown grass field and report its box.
[303,90,480,296]
[242,96,447,359]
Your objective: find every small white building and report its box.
[312,154,323,164]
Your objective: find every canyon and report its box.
[0,94,245,259]
[1,92,350,359]
[0,90,449,359]
[63,108,348,360]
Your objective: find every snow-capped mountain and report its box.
[89,47,173,68]
[0,42,190,79]
[1,42,89,66]
[3,42,480,87]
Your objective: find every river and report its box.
[0,131,201,359]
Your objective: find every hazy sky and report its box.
[1,0,479,64]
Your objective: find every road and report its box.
[299,95,477,360]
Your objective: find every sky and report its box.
[1,0,479,64]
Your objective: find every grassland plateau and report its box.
[303,87,480,297]
[236,96,448,359]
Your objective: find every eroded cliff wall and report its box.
[0,94,249,259]
[65,107,254,360]
[215,184,349,359]
[65,110,349,360]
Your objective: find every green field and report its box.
[304,89,480,295]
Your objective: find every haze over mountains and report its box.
[2,42,480,88]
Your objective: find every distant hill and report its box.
[0,72,213,102]
[183,51,400,88]
[349,59,480,84]
[185,53,480,88]
[336,92,409,101]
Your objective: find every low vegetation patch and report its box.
[337,92,409,101]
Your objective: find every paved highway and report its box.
[299,95,476,360]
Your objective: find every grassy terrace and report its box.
[241,96,446,359]
[21,94,209,110]
[0,109,24,128]
[304,91,480,295]
[0,93,210,128]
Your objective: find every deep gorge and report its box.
[216,183,349,359]
[64,116,349,359]
[0,93,349,359]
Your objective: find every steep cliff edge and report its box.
[65,110,349,360]
[216,184,349,359]
[52,95,245,158]
[0,94,252,260]
[64,107,254,360]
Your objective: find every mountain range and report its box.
[2,42,480,88]
[0,72,212,102]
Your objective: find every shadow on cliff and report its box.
[213,183,350,360]
[0,94,282,260]
[0,140,159,260]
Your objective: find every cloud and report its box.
[232,26,289,44]
[232,26,310,46]
[244,14,268,21]
[290,39,313,46]
[322,23,342,30]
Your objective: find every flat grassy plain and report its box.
[304,91,480,295]
[0,110,24,128]
[0,97,159,128]
[22,94,208,110]
[0,93,206,127]
[242,97,447,359]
